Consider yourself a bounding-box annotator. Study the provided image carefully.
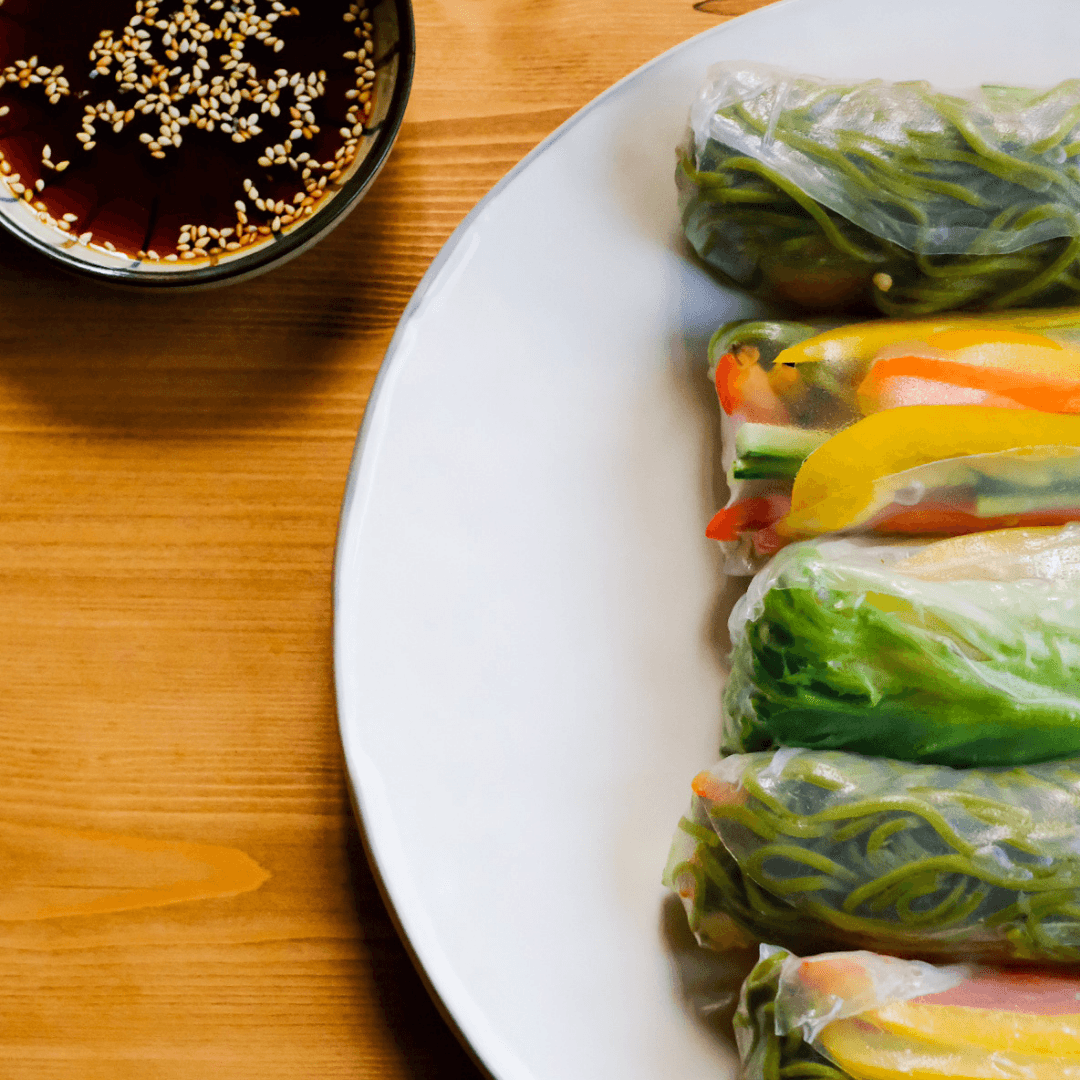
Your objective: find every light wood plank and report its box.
[0,1,769,1075]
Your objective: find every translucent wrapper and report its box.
[734,945,1080,1080]
[681,64,1080,314]
[664,748,1080,963]
[705,312,1080,572]
[723,526,1080,767]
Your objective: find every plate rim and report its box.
[330,2,803,1077]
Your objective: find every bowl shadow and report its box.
[0,150,413,437]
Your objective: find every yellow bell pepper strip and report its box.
[773,308,1080,368]
[819,965,1080,1080]
[894,525,1080,582]
[779,406,1080,540]
[873,977,1080,1057]
[818,1016,1080,1079]
[807,955,1080,1079]
[733,947,1080,1080]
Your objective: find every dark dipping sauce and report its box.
[0,0,376,263]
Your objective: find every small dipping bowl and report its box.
[0,0,413,288]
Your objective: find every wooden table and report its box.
[0,0,770,1075]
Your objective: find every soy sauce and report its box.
[0,0,376,262]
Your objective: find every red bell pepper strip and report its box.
[872,502,1080,535]
[706,495,790,541]
[714,351,744,414]
[714,350,790,422]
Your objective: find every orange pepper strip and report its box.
[873,504,1080,535]
[859,355,1080,415]
[690,772,743,804]
[705,495,790,541]
[797,956,876,1000]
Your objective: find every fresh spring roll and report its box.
[723,526,1080,767]
[664,748,1080,964]
[706,312,1080,570]
[735,945,1080,1080]
[681,64,1080,315]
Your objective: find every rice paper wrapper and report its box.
[704,314,1080,572]
[690,64,1080,255]
[721,526,1080,767]
[734,945,1080,1079]
[681,64,1080,312]
[664,747,1080,964]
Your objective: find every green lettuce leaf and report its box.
[722,533,1080,767]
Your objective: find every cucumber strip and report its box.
[735,422,833,459]
[731,456,806,480]
[976,490,1080,516]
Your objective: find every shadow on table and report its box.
[0,155,410,436]
[661,891,757,1052]
[344,812,491,1080]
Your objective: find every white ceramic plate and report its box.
[333,2,1079,1077]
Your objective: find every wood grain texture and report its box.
[0,0,772,1075]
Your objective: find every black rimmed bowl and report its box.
[0,0,414,288]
